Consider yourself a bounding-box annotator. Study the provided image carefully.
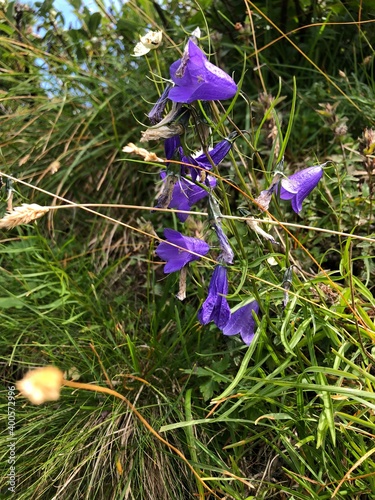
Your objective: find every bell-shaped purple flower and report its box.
[182,138,233,181]
[156,228,210,273]
[160,171,216,222]
[168,39,237,104]
[198,265,231,329]
[222,301,259,345]
[279,165,324,213]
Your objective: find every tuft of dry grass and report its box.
[0,203,49,229]
[123,143,165,162]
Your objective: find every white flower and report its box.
[133,30,163,57]
[191,27,201,39]
[17,366,64,405]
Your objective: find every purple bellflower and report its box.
[164,132,237,180]
[156,228,210,273]
[156,136,218,221]
[168,39,237,104]
[182,137,233,181]
[222,301,260,345]
[198,265,231,329]
[164,135,182,166]
[164,134,234,181]
[279,165,324,213]
[159,171,216,222]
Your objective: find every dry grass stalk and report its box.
[0,203,49,229]
[122,142,164,162]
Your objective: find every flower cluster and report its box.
[125,28,326,345]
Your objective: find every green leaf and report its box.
[87,12,102,35]
[0,297,24,308]
[70,0,82,10]
[0,23,14,35]
[199,379,216,402]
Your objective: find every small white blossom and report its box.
[133,30,162,57]
[191,27,201,39]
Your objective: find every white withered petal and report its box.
[133,30,163,57]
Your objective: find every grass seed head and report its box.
[0,203,49,229]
